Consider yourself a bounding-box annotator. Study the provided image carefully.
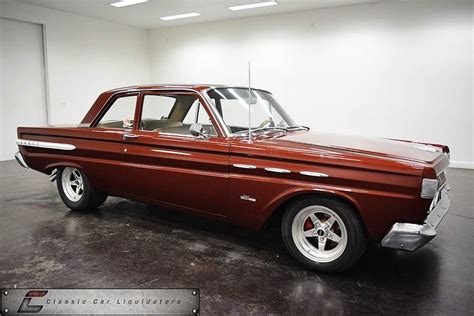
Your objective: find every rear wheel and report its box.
[57,167,107,211]
[282,197,367,272]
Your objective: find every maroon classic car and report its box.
[15,84,450,272]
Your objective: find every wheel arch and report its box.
[44,161,85,175]
[261,189,370,236]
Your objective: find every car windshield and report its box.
[207,87,300,135]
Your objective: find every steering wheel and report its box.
[257,118,275,129]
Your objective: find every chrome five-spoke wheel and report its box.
[57,167,107,212]
[282,197,367,272]
[292,205,348,263]
[61,167,84,202]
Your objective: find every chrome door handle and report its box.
[123,133,138,140]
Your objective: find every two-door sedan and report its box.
[15,84,450,272]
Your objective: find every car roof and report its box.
[105,84,271,94]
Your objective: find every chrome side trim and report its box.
[233,164,257,169]
[152,149,191,156]
[159,133,195,138]
[17,139,76,151]
[264,167,291,174]
[14,151,29,169]
[300,171,329,178]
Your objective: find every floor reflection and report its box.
[1,160,472,314]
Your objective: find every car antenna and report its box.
[248,61,252,143]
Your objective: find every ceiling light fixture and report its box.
[228,1,279,11]
[160,13,201,21]
[110,0,149,8]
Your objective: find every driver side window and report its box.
[139,94,218,137]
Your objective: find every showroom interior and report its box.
[0,0,473,314]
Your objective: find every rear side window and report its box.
[97,96,137,129]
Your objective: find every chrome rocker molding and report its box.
[17,139,76,151]
[381,187,450,251]
[14,151,29,169]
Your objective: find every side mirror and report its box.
[190,123,208,139]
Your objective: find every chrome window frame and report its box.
[106,88,230,139]
[202,87,231,137]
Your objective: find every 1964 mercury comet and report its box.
[15,84,450,272]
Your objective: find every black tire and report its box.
[282,196,367,273]
[57,167,107,212]
[95,192,108,207]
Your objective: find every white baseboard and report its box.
[449,160,474,169]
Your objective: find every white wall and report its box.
[0,0,150,126]
[0,16,3,157]
[149,0,473,168]
[1,0,472,167]
[1,18,48,161]
[471,1,474,168]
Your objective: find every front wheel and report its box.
[282,197,367,272]
[57,167,107,212]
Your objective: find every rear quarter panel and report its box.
[17,126,125,195]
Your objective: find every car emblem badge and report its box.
[240,195,256,202]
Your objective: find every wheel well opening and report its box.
[262,192,366,233]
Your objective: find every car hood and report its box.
[267,131,442,163]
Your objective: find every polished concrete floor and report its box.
[0,160,473,315]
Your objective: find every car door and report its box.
[84,92,140,195]
[118,90,230,218]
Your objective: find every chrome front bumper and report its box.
[14,151,29,169]
[381,186,450,251]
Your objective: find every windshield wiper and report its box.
[285,125,310,131]
[235,127,287,136]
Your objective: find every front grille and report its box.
[429,169,448,212]
[437,171,447,189]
